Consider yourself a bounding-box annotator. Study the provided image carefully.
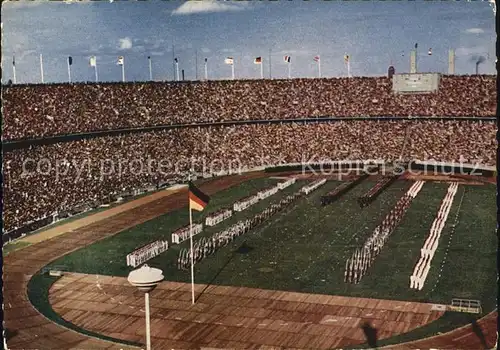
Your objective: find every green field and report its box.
[42,176,496,344]
[47,177,496,308]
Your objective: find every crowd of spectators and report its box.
[2,75,495,140]
[3,120,495,232]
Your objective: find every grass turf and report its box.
[42,177,496,345]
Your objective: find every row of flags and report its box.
[221,54,350,65]
[9,52,355,83]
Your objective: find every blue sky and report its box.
[1,0,496,84]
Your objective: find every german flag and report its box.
[188,182,210,212]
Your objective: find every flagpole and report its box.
[95,64,98,82]
[39,54,44,83]
[288,61,291,79]
[12,56,16,84]
[204,59,208,80]
[121,60,125,82]
[269,48,272,79]
[172,44,175,81]
[195,49,198,80]
[148,56,152,81]
[260,61,264,79]
[231,62,235,80]
[348,61,351,78]
[67,58,71,83]
[318,57,321,78]
[189,174,195,305]
[176,61,180,81]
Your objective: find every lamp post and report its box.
[127,265,164,350]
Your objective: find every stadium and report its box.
[2,72,497,349]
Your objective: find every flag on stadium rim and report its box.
[313,55,320,62]
[428,48,432,55]
[284,55,291,63]
[117,56,124,65]
[254,57,262,64]
[344,54,349,63]
[224,57,234,65]
[12,55,15,66]
[89,55,96,67]
[188,181,210,212]
[68,56,73,65]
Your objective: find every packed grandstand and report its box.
[2,75,496,237]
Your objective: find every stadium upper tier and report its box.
[3,120,495,232]
[1,75,495,140]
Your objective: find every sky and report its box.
[1,0,496,84]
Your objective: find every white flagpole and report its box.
[95,64,98,82]
[12,56,16,84]
[231,62,235,80]
[189,174,195,305]
[148,57,152,81]
[121,60,125,82]
[260,61,264,79]
[67,58,71,83]
[204,59,208,80]
[318,57,321,78]
[39,54,44,83]
[176,61,180,81]
[347,60,351,78]
[288,61,291,79]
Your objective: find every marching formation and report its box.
[344,181,425,284]
[177,191,303,270]
[410,182,459,290]
[357,175,399,208]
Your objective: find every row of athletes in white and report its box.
[234,178,296,212]
[126,240,169,268]
[345,181,425,284]
[178,191,303,270]
[410,182,458,290]
[301,178,327,195]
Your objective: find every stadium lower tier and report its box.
[3,120,495,232]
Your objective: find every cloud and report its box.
[118,37,133,50]
[465,28,484,34]
[172,0,250,15]
[455,46,485,57]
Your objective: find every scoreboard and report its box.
[392,73,441,94]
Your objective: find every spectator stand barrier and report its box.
[410,182,459,290]
[126,239,169,268]
[205,208,233,227]
[320,173,369,206]
[171,224,203,244]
